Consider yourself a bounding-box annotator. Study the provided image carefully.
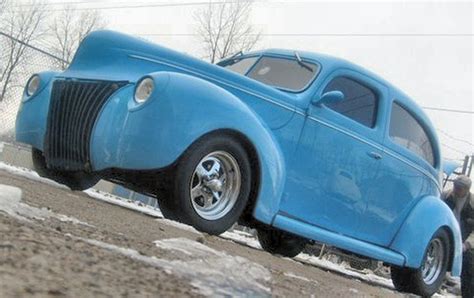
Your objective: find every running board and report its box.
[273,214,406,266]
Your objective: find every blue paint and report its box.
[15,30,462,275]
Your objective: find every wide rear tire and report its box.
[391,229,450,296]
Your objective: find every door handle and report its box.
[367,151,382,160]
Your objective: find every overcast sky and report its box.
[43,0,474,161]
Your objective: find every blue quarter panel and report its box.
[390,196,463,275]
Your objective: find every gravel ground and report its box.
[0,169,405,297]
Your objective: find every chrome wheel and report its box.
[189,151,241,220]
[421,238,445,285]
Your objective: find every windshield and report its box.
[222,57,259,75]
[221,56,319,92]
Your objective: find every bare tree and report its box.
[0,0,6,16]
[49,5,105,70]
[194,0,261,63]
[0,0,48,102]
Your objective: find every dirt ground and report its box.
[0,169,406,297]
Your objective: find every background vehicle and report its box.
[16,30,462,296]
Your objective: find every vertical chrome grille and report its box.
[45,79,126,171]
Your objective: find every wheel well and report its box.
[442,226,455,273]
[199,129,261,226]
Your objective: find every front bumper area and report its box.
[16,72,176,173]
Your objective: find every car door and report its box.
[280,70,388,241]
[358,100,440,246]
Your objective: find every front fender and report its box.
[390,195,462,276]
[15,71,60,150]
[91,71,287,224]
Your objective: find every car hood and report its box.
[60,30,297,129]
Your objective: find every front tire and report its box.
[32,148,99,191]
[391,229,450,296]
[171,133,252,235]
[257,227,307,258]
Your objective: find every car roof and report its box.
[231,48,441,164]
[234,48,436,132]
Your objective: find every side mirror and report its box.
[312,90,344,106]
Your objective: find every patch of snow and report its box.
[220,229,262,250]
[156,218,202,235]
[0,162,68,189]
[80,236,271,297]
[154,237,219,257]
[153,237,271,296]
[295,253,394,289]
[349,288,358,294]
[283,272,316,284]
[84,189,163,218]
[0,141,4,153]
[0,184,92,226]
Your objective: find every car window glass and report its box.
[389,103,435,166]
[247,56,319,91]
[323,77,378,128]
[223,57,259,75]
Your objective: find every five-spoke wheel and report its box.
[159,133,252,235]
[190,151,241,221]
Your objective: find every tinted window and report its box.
[247,57,319,91]
[223,57,258,75]
[323,77,378,128]
[389,103,435,166]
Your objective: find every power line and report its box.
[11,1,250,12]
[441,143,471,156]
[422,106,474,114]
[0,31,67,64]
[138,33,473,37]
[11,0,109,6]
[437,129,474,147]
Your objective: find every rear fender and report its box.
[390,195,462,276]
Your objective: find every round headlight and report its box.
[135,78,154,103]
[26,75,40,96]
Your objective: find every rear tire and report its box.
[257,227,307,258]
[391,229,450,296]
[32,148,99,191]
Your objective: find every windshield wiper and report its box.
[294,52,313,72]
[224,51,243,64]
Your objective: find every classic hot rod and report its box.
[16,30,462,296]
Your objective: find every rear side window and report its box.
[389,103,435,166]
[323,77,378,128]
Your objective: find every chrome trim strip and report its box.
[307,115,384,151]
[129,54,299,114]
[382,148,440,189]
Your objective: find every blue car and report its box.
[16,30,462,296]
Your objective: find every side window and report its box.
[323,77,378,128]
[389,103,435,166]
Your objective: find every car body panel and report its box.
[390,195,463,275]
[15,30,462,275]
